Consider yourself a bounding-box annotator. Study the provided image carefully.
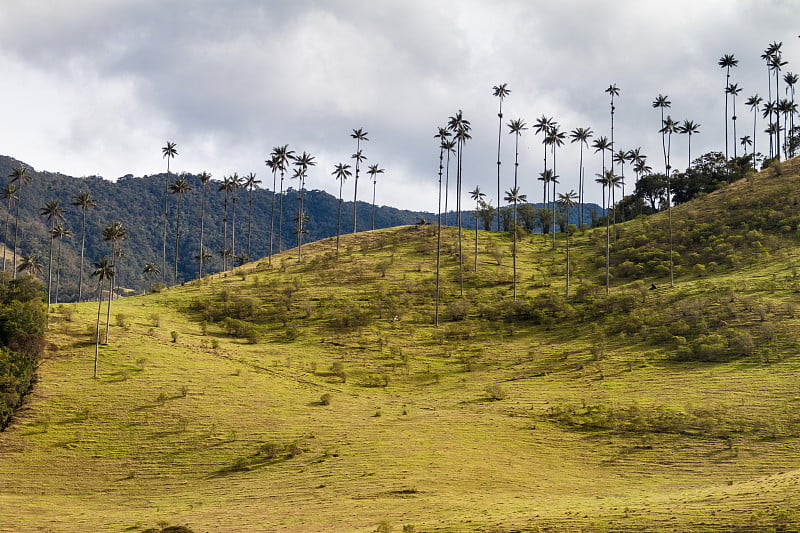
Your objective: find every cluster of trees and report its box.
[429,40,799,310]
[0,273,47,429]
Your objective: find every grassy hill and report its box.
[2,158,800,531]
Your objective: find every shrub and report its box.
[485,384,507,400]
[319,393,332,406]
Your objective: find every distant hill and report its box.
[0,155,602,300]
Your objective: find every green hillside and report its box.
[2,158,800,531]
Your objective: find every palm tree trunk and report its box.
[495,99,503,231]
[105,244,115,344]
[222,196,228,271]
[47,227,54,311]
[269,172,276,265]
[353,155,360,233]
[457,138,464,297]
[604,186,609,295]
[512,198,518,301]
[174,195,182,284]
[94,280,103,378]
[162,171,169,286]
[565,232,570,298]
[371,181,376,231]
[336,181,343,254]
[435,146,443,327]
[247,189,253,258]
[231,197,237,259]
[11,182,22,280]
[578,144,585,228]
[278,172,285,253]
[199,182,206,277]
[78,210,87,300]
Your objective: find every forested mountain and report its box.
[0,155,601,301]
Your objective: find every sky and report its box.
[0,0,798,213]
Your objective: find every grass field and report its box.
[3,160,800,532]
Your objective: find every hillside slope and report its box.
[2,158,800,531]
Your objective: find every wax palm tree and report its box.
[168,176,192,284]
[612,149,628,221]
[229,173,243,257]
[605,84,621,169]
[508,119,527,191]
[218,247,233,270]
[595,170,614,294]
[718,54,738,160]
[740,135,753,158]
[762,100,778,159]
[196,171,212,277]
[332,162,352,254]
[726,83,742,157]
[660,116,679,287]
[1,182,17,274]
[265,154,279,264]
[101,221,127,343]
[293,152,316,261]
[778,98,797,158]
[434,127,447,327]
[52,222,72,305]
[504,186,526,301]
[627,147,647,184]
[546,124,566,248]
[40,200,65,310]
[492,83,511,230]
[785,72,798,155]
[678,120,701,169]
[161,141,177,285]
[537,170,555,237]
[351,128,369,233]
[652,94,671,172]
[434,126,451,225]
[745,94,763,169]
[142,262,160,292]
[17,254,42,278]
[447,109,472,296]
[70,191,97,301]
[9,164,30,279]
[218,175,235,271]
[592,137,612,226]
[533,115,554,177]
[367,163,385,231]
[469,186,485,272]
[274,144,295,253]
[91,258,114,377]
[557,190,578,298]
[243,172,261,258]
[569,127,593,227]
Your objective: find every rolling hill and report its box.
[2,157,800,531]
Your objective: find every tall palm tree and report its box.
[595,170,614,294]
[611,150,628,224]
[537,170,555,236]
[332,162,352,254]
[168,176,192,283]
[740,135,753,158]
[197,171,212,277]
[351,128,369,233]
[557,190,578,298]
[161,141,178,285]
[718,54,738,161]
[230,173,243,258]
[746,94,763,170]
[1,182,17,274]
[627,147,647,184]
[569,127,593,228]
[243,172,261,258]
[546,124,566,248]
[91,258,114,378]
[447,110,472,297]
[71,191,97,301]
[367,163,385,231]
[434,127,446,327]
[508,119,527,191]
[51,222,72,305]
[293,152,316,261]
[492,83,511,230]
[143,262,160,292]
[433,127,451,225]
[678,120,701,169]
[9,165,30,279]
[274,145,295,253]
[469,186,485,272]
[605,84,621,170]
[778,98,796,158]
[40,199,65,310]
[218,175,235,272]
[504,186,526,301]
[763,100,778,159]
[652,94,671,172]
[265,154,279,265]
[101,221,127,343]
[592,136,612,230]
[785,72,798,156]
[660,116,679,287]
[17,254,42,278]
[726,83,742,157]
[533,115,554,178]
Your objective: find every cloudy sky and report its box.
[0,0,798,212]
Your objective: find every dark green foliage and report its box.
[0,273,47,430]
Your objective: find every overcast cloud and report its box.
[0,0,798,212]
